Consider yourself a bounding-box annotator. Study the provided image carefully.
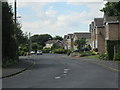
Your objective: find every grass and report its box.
[85,55,99,59]
[114,61,120,63]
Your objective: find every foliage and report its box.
[106,40,120,60]
[42,48,51,53]
[53,35,63,41]
[2,2,19,67]
[52,49,68,54]
[99,53,108,60]
[101,1,120,20]
[74,38,86,51]
[32,43,39,53]
[51,43,63,49]
[31,34,53,47]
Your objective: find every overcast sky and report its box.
[8,0,105,37]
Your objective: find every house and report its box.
[90,18,105,53]
[72,32,91,50]
[90,15,120,53]
[63,34,74,49]
[44,40,65,49]
[104,15,120,40]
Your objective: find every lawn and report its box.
[85,55,99,59]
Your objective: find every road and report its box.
[2,54,118,88]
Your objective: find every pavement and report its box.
[2,54,119,88]
[2,56,35,78]
[72,56,119,72]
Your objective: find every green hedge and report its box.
[52,49,69,54]
[106,40,120,60]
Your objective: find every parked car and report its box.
[37,50,42,55]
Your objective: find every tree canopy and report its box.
[2,2,18,67]
[53,35,63,41]
[31,34,53,47]
[101,1,120,20]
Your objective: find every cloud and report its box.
[17,2,104,37]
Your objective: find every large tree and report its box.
[101,1,120,20]
[53,35,63,41]
[31,34,53,47]
[2,2,18,67]
[74,38,86,51]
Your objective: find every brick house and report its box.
[90,18,105,53]
[72,32,91,50]
[90,15,120,53]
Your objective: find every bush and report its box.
[42,48,51,53]
[106,40,120,60]
[114,53,120,60]
[52,49,68,54]
[99,53,108,60]
[93,48,98,52]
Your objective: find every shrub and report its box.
[114,53,120,60]
[99,53,108,60]
[52,49,68,54]
[106,40,120,60]
[93,48,98,52]
[42,48,51,53]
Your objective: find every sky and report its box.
[8,0,106,37]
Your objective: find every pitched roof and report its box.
[45,40,56,44]
[94,18,104,27]
[104,14,118,24]
[73,32,91,39]
[45,40,64,44]
[68,34,73,38]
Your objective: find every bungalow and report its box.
[44,40,65,49]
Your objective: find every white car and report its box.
[37,50,42,55]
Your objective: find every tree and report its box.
[101,1,120,20]
[32,43,39,53]
[53,35,63,41]
[74,38,86,51]
[2,2,19,67]
[31,34,53,47]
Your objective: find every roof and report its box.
[45,40,64,44]
[94,18,104,27]
[73,32,91,39]
[68,34,73,38]
[104,14,118,24]
[64,35,68,39]
[45,40,56,44]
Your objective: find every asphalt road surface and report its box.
[2,54,118,88]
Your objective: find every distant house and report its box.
[44,40,65,49]
[72,32,91,50]
[63,34,74,49]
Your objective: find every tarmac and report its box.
[1,54,119,79]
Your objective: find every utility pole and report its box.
[14,0,16,25]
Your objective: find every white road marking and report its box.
[55,76,61,79]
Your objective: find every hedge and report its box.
[106,40,120,60]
